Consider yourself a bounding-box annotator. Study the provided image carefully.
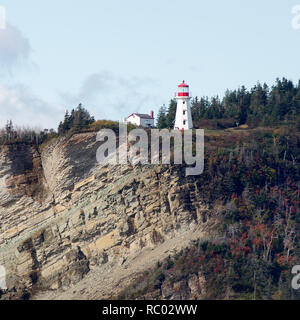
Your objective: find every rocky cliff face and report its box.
[0,133,219,300]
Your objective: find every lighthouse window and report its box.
[183,111,186,115]
[183,120,186,125]
[183,101,185,104]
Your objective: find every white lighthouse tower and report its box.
[174,80,193,130]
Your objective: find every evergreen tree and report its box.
[236,86,251,124]
[156,105,168,129]
[5,120,13,141]
[191,96,209,121]
[166,99,177,128]
[57,104,95,135]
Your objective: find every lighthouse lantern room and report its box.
[174,80,193,130]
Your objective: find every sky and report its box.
[0,0,300,129]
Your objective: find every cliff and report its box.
[0,132,218,300]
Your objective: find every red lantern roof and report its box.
[178,80,189,88]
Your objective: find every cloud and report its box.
[0,83,64,129]
[60,72,161,121]
[0,22,59,129]
[0,23,31,72]
[0,72,160,130]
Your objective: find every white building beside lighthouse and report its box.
[174,80,193,130]
[125,111,155,128]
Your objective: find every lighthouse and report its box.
[174,80,193,130]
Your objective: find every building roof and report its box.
[178,80,189,88]
[129,113,153,119]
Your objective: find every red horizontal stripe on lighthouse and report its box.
[178,92,189,96]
